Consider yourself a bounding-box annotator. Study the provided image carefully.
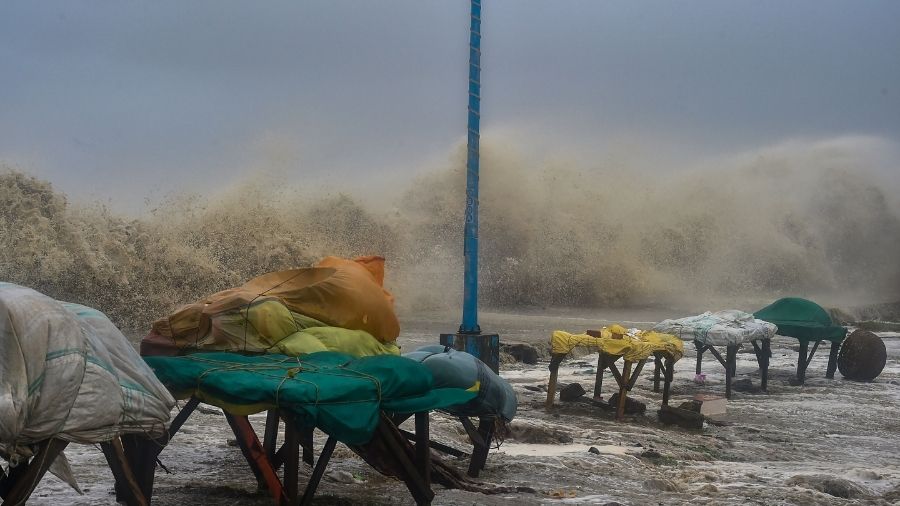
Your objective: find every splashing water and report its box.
[2,135,898,332]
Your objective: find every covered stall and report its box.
[754,297,848,384]
[546,326,684,420]
[653,310,777,398]
[0,283,174,505]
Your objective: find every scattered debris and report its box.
[730,378,755,393]
[693,395,727,416]
[658,404,704,429]
[785,474,872,499]
[501,342,541,364]
[559,382,586,402]
[607,393,647,415]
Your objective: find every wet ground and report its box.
[23,311,900,505]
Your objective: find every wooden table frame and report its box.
[118,397,435,506]
[0,437,148,506]
[546,350,677,421]
[395,414,495,478]
[795,338,842,385]
[693,338,770,398]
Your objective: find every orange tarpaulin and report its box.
[144,256,400,355]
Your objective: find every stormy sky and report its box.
[2,1,899,212]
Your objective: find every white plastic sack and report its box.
[0,283,174,449]
[652,310,777,347]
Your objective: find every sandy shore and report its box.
[22,312,900,505]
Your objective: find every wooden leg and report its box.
[374,414,434,505]
[120,435,160,504]
[398,429,469,459]
[546,353,566,408]
[2,438,69,506]
[100,438,148,506]
[301,428,314,467]
[725,345,737,399]
[593,353,606,399]
[467,417,494,478]
[653,355,662,392]
[616,361,632,421]
[223,413,287,504]
[796,340,809,385]
[283,415,299,504]
[264,409,280,463]
[662,358,674,406]
[826,340,841,379]
[299,437,337,506]
[627,359,646,390]
[415,412,431,488]
[760,339,770,391]
[694,340,705,374]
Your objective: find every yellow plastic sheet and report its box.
[551,327,683,362]
[270,326,401,357]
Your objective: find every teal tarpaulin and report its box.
[144,352,475,445]
[754,297,847,343]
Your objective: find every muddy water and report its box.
[24,313,900,505]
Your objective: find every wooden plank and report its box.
[707,345,727,369]
[223,413,287,505]
[398,429,469,459]
[606,359,624,387]
[375,414,433,505]
[627,359,646,390]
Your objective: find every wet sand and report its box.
[23,312,900,505]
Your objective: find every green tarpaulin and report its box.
[144,352,476,445]
[754,297,847,343]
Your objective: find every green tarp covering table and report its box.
[144,351,474,445]
[131,351,476,505]
[754,297,848,383]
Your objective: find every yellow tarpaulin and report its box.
[551,328,684,362]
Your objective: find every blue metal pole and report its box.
[460,0,481,334]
